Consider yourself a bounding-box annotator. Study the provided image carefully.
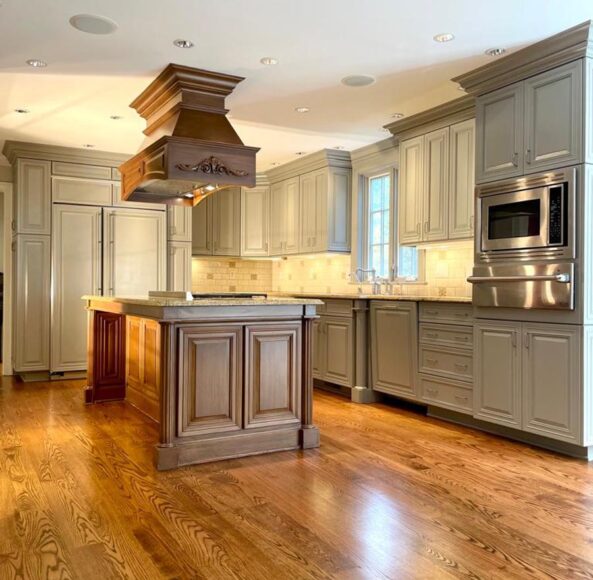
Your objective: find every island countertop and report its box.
[83,295,323,307]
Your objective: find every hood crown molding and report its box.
[454,20,593,96]
[2,140,131,167]
[265,149,351,183]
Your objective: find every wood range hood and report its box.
[119,63,260,207]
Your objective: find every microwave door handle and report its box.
[467,273,571,284]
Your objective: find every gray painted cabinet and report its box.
[474,320,522,428]
[212,187,241,256]
[399,136,424,244]
[448,119,475,239]
[167,205,193,242]
[241,186,269,256]
[167,241,192,292]
[423,127,449,241]
[300,169,326,253]
[191,198,213,255]
[270,177,300,255]
[370,301,418,400]
[314,316,354,387]
[15,159,51,235]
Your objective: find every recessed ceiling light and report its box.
[14,108,29,114]
[341,74,376,88]
[173,39,194,49]
[433,33,455,43]
[260,57,278,66]
[382,128,391,133]
[109,115,123,120]
[295,107,310,113]
[82,144,95,148]
[485,47,506,57]
[69,14,118,35]
[295,152,307,156]
[391,113,404,119]
[26,59,47,68]
[270,162,279,166]
[457,85,466,92]
[333,146,345,150]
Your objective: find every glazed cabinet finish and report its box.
[14,235,51,372]
[474,321,522,428]
[448,119,475,239]
[522,323,581,443]
[167,241,192,292]
[399,136,424,244]
[167,205,193,242]
[300,169,326,253]
[241,186,269,256]
[212,187,241,256]
[191,198,213,255]
[103,208,166,296]
[314,315,354,387]
[370,301,418,400]
[423,128,450,241]
[52,176,112,206]
[51,204,102,372]
[15,159,51,234]
[476,60,583,183]
[270,177,300,255]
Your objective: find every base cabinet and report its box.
[474,320,582,444]
[314,315,354,387]
[370,301,418,400]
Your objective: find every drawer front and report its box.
[420,376,472,414]
[323,299,353,317]
[52,162,112,180]
[419,323,473,350]
[419,345,473,382]
[420,302,473,325]
[52,176,113,206]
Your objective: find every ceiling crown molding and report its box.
[384,95,475,140]
[265,149,352,182]
[453,20,593,96]
[2,140,132,167]
[350,137,396,164]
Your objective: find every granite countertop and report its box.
[269,292,472,304]
[83,295,323,307]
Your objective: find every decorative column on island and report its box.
[83,295,321,470]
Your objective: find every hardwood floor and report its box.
[1,378,593,580]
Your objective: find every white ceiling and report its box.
[0,0,591,170]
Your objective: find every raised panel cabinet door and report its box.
[269,180,286,255]
[241,186,269,256]
[244,323,302,428]
[14,235,51,371]
[474,321,522,428]
[327,168,351,252]
[284,177,301,254]
[51,204,102,372]
[323,316,354,387]
[312,317,325,380]
[524,60,582,173]
[167,205,192,242]
[522,323,581,443]
[167,241,192,292]
[191,197,213,255]
[370,302,418,399]
[112,183,166,211]
[212,187,241,256]
[423,127,450,241]
[449,119,475,240]
[177,325,243,437]
[103,208,166,297]
[15,159,51,234]
[475,83,524,183]
[299,169,327,253]
[399,137,424,244]
[52,176,113,206]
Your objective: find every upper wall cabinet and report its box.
[192,197,213,255]
[476,60,582,183]
[241,186,269,257]
[270,177,300,255]
[167,205,192,242]
[15,159,51,235]
[399,119,474,245]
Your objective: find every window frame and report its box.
[360,166,424,283]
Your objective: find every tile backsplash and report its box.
[192,243,473,298]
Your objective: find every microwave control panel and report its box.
[548,185,564,246]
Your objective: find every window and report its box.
[363,170,421,281]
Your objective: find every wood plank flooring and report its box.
[1,377,593,579]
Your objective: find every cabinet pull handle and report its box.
[524,333,530,349]
[525,149,531,164]
[454,335,469,342]
[426,387,438,395]
[454,394,468,402]
[424,221,429,233]
[454,363,468,371]
[512,332,517,348]
[454,312,469,318]
[425,310,439,316]
[426,358,438,366]
[512,152,519,167]
[416,223,421,235]
[426,332,438,338]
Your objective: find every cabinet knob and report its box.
[512,152,519,167]
[525,149,532,164]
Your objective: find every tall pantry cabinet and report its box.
[6,143,169,378]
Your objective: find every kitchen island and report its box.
[83,295,321,470]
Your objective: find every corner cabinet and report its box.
[474,320,582,444]
[476,60,583,183]
[370,301,418,400]
[399,119,474,245]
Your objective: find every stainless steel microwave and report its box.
[477,168,576,260]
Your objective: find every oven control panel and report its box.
[548,185,564,246]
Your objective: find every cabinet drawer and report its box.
[52,162,112,180]
[323,299,353,317]
[419,323,473,350]
[420,302,473,325]
[420,376,472,414]
[419,345,473,382]
[52,176,113,205]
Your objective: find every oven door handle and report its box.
[467,273,571,284]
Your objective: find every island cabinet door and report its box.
[177,325,243,437]
[244,323,302,429]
